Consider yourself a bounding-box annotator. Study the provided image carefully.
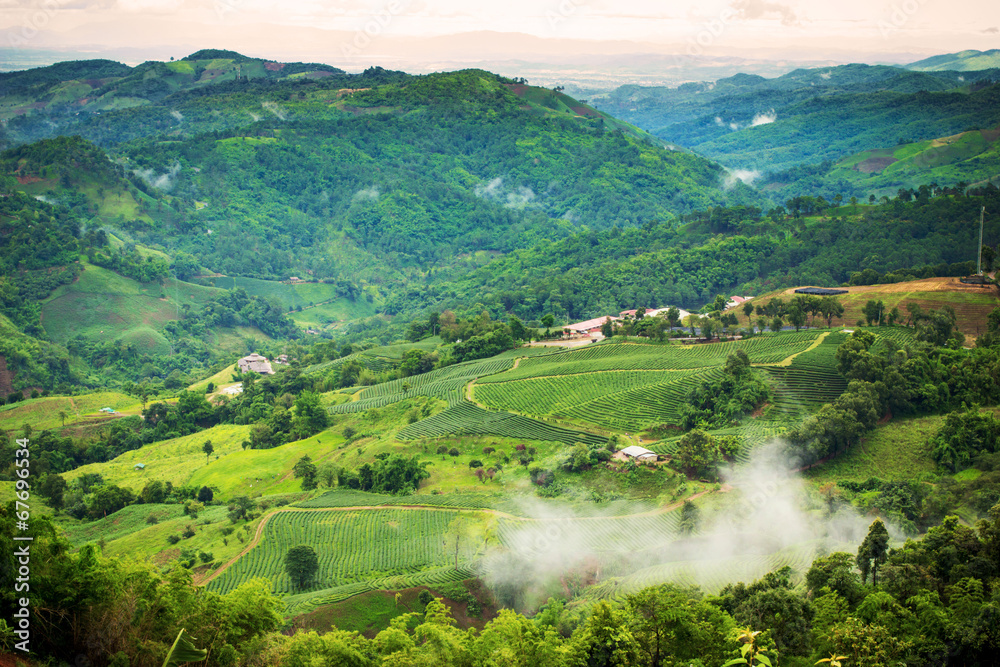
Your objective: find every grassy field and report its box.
[41,263,224,352]
[802,415,944,484]
[745,278,999,338]
[0,391,139,434]
[208,276,378,327]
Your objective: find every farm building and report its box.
[618,445,657,462]
[726,296,753,309]
[238,353,274,375]
[565,315,619,337]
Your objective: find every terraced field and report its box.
[207,508,476,598]
[473,333,825,432]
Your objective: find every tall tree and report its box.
[856,519,890,586]
[284,544,319,589]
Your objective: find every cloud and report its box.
[723,168,761,189]
[714,116,725,126]
[751,109,777,126]
[170,109,183,121]
[819,71,832,80]
[983,27,999,33]
[474,176,504,199]
[729,121,740,130]
[261,101,286,121]
[481,442,897,605]
[729,0,800,26]
[353,185,380,201]
[134,161,181,191]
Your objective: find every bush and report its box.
[167,534,180,545]
[182,525,195,539]
[468,460,483,469]
[448,448,460,457]
[436,445,448,455]
[146,514,159,525]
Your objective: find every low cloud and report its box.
[723,168,762,189]
[751,109,777,126]
[261,101,287,121]
[353,185,380,201]
[170,109,184,122]
[730,0,800,26]
[481,442,894,608]
[475,177,537,208]
[819,71,832,80]
[134,162,181,191]
[983,27,998,34]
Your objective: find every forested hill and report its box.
[588,63,1000,174]
[1,59,765,287]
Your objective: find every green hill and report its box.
[907,49,1000,72]
[589,63,1000,174]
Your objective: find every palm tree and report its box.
[58,410,67,428]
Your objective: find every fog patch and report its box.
[475,177,537,209]
[170,109,184,122]
[353,185,380,201]
[480,441,898,609]
[134,162,181,191]
[819,71,832,80]
[262,101,287,121]
[723,168,762,189]
[751,110,777,126]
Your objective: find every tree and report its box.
[284,544,319,589]
[787,306,807,332]
[197,486,213,503]
[202,440,214,460]
[293,454,318,490]
[601,317,615,338]
[856,519,890,586]
[742,301,755,322]
[58,410,67,428]
[679,500,700,534]
[701,317,717,340]
[293,391,328,438]
[674,429,720,478]
[862,300,884,326]
[666,307,681,328]
[769,316,783,333]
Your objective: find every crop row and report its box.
[475,369,695,418]
[397,400,606,445]
[208,509,461,596]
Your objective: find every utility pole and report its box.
[978,205,986,275]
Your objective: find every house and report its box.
[237,353,274,375]
[726,296,754,309]
[618,445,657,462]
[134,463,146,470]
[565,316,620,338]
[275,354,290,365]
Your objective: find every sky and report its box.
[0,0,997,73]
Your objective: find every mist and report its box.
[134,161,181,191]
[480,441,896,610]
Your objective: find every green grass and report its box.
[208,276,378,324]
[41,263,224,352]
[64,424,254,495]
[802,415,943,485]
[0,391,139,432]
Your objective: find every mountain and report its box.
[907,49,1000,72]
[588,63,1000,174]
[762,125,1000,200]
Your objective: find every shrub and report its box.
[146,514,159,525]
[167,534,181,545]
[468,460,483,469]
[448,448,460,457]
[182,525,196,539]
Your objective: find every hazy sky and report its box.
[1,0,997,65]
